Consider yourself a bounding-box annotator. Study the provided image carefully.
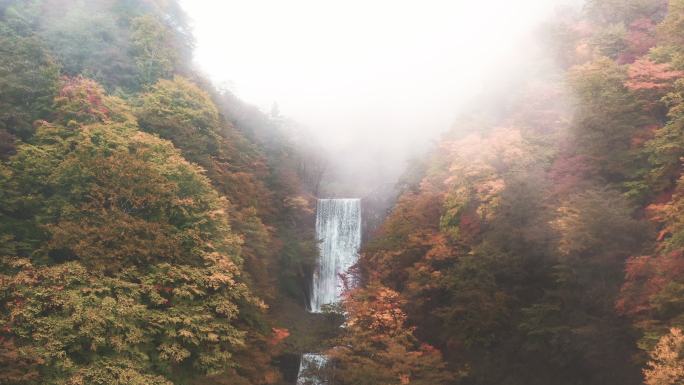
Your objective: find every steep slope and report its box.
[0,1,321,384]
[332,1,684,384]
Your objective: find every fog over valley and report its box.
[180,0,575,195]
[1,1,683,384]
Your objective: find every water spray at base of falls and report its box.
[296,198,361,384]
[296,353,329,385]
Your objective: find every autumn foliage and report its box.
[0,1,320,384]
[3,0,684,384]
[338,1,684,384]
[328,283,455,385]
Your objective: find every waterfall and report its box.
[310,198,362,313]
[296,353,328,385]
[296,198,361,384]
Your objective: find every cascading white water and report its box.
[296,353,328,385]
[296,198,361,384]
[310,198,362,313]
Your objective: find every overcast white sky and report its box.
[179,0,574,193]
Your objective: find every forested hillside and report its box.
[331,0,684,384]
[2,0,684,385]
[0,1,324,384]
